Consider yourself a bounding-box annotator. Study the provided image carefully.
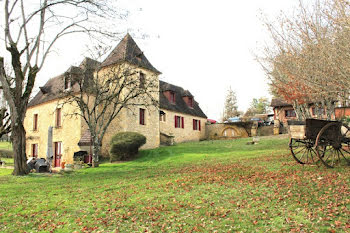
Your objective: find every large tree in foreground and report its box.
[258,0,350,120]
[0,0,118,175]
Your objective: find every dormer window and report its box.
[188,97,193,108]
[136,52,143,62]
[170,91,175,104]
[64,75,70,90]
[139,72,145,88]
[182,96,194,108]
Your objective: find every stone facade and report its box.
[206,123,249,140]
[159,110,206,144]
[24,34,207,166]
[24,99,83,165]
[99,64,160,155]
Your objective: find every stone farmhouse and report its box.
[24,34,207,166]
[270,98,336,124]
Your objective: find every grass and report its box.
[0,141,12,150]
[0,136,349,232]
[0,142,13,167]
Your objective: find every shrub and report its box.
[109,132,146,162]
[0,149,13,158]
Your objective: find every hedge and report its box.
[109,132,146,162]
[0,149,13,158]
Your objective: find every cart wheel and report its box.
[315,122,350,168]
[289,138,317,164]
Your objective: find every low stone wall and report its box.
[206,123,249,140]
[257,126,274,136]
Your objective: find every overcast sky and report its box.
[35,0,300,120]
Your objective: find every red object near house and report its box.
[54,142,62,167]
[207,119,217,124]
[84,154,92,164]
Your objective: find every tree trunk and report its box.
[293,102,303,121]
[12,121,29,175]
[92,138,100,168]
[325,100,335,120]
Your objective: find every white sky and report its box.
[35,0,300,120]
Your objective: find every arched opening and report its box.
[222,127,236,137]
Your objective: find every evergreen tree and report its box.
[222,87,240,121]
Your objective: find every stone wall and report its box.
[206,123,249,140]
[159,109,206,144]
[24,98,82,165]
[257,126,274,136]
[99,64,160,155]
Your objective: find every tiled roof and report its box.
[29,75,207,120]
[159,80,207,119]
[270,98,292,107]
[78,129,92,146]
[100,33,161,74]
[28,58,100,108]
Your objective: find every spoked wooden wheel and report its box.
[289,138,318,164]
[315,122,350,168]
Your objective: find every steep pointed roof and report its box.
[100,33,161,74]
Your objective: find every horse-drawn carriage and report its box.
[289,119,350,168]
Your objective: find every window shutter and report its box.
[181,117,184,129]
[193,119,195,130]
[33,114,38,131]
[56,108,61,127]
[139,110,141,124]
[174,115,177,128]
[139,109,145,125]
[199,120,201,131]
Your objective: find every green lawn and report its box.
[0,136,349,232]
[0,142,13,166]
[0,141,12,150]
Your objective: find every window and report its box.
[139,72,145,88]
[193,119,201,131]
[312,107,326,116]
[56,108,62,128]
[285,109,296,118]
[139,108,145,125]
[159,111,166,122]
[170,91,175,104]
[188,97,193,108]
[64,76,70,90]
[33,114,38,131]
[175,115,184,128]
[31,144,38,157]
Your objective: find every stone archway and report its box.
[222,127,237,137]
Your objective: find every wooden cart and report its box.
[288,119,350,168]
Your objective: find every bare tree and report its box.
[258,0,350,121]
[0,0,119,175]
[0,107,11,138]
[60,63,159,167]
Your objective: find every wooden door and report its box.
[54,142,62,167]
[223,128,235,137]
